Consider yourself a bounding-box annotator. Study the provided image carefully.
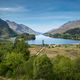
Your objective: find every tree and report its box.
[13,38,30,60]
[33,54,53,80]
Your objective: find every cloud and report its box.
[0,6,28,12]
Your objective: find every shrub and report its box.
[73,57,80,79]
[33,54,53,80]
[0,52,25,78]
[13,39,30,60]
[22,56,36,80]
[52,55,73,80]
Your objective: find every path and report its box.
[36,47,45,55]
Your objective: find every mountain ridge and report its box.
[6,20,40,35]
[46,20,80,34]
[0,19,17,38]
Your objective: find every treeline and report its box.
[16,33,35,40]
[0,39,80,80]
[48,33,80,40]
[45,28,80,40]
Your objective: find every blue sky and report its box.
[0,0,80,32]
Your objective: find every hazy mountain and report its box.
[0,19,17,38]
[46,20,80,34]
[6,20,39,35]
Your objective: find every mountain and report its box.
[0,19,17,38]
[46,20,80,34]
[6,20,39,35]
[64,28,80,34]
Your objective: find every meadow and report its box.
[29,44,80,59]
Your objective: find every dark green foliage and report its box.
[46,28,80,40]
[1,39,80,80]
[13,38,30,60]
[0,41,13,62]
[0,52,25,77]
[48,33,80,40]
[16,33,35,40]
[0,39,31,79]
[33,54,53,80]
[22,56,36,80]
[0,38,31,79]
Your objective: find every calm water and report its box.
[27,35,80,44]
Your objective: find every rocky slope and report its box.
[0,19,17,38]
[6,20,39,35]
[46,20,80,34]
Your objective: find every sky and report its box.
[0,0,80,33]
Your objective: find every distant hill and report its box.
[46,20,80,34]
[6,20,40,35]
[0,19,17,38]
[64,28,80,34]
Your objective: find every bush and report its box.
[73,57,80,79]
[52,55,73,80]
[13,39,30,60]
[0,52,25,78]
[33,54,53,80]
[22,56,36,80]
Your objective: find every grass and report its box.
[29,44,80,59]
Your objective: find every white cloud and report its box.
[0,6,28,12]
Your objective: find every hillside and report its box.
[46,20,80,34]
[0,19,17,38]
[6,20,39,35]
[64,28,80,34]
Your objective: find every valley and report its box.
[45,20,80,40]
[0,18,80,80]
[0,0,80,79]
